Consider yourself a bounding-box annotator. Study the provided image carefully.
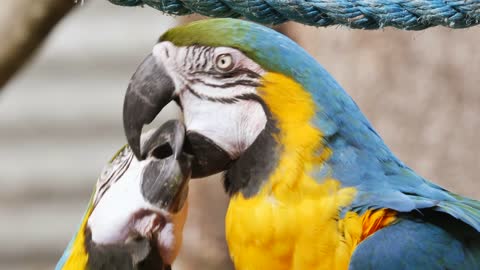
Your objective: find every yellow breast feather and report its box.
[226,72,395,270]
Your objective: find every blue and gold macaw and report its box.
[122,19,480,269]
[56,120,191,270]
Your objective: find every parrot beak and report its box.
[141,120,191,213]
[123,53,175,161]
[137,119,191,265]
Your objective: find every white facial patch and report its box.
[181,90,267,158]
[152,42,268,158]
[87,156,187,264]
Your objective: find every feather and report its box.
[350,212,480,269]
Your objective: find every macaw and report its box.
[122,18,480,269]
[56,120,191,270]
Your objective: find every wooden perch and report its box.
[0,0,75,91]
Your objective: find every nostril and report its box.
[151,143,173,159]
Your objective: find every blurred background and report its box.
[0,1,478,269]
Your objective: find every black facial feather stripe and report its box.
[183,46,189,68]
[101,153,133,191]
[191,78,261,88]
[185,85,237,104]
[95,151,134,207]
[191,68,261,80]
[194,46,204,65]
[186,45,213,70]
[201,50,209,69]
[184,85,262,104]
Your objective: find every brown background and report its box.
[0,1,478,269]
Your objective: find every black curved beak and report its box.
[123,53,175,160]
[141,120,192,213]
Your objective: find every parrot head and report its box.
[123,18,375,197]
[57,120,191,270]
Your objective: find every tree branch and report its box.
[0,0,76,91]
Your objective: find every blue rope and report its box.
[108,0,480,30]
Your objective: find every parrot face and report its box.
[124,42,268,178]
[57,120,191,270]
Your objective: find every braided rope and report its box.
[108,0,480,30]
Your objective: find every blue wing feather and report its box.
[310,104,480,231]
[349,213,480,270]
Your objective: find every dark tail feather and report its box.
[436,195,480,232]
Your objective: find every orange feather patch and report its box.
[360,208,397,242]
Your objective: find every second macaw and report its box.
[122,18,480,269]
[56,120,191,270]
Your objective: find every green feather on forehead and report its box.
[160,19,248,47]
[159,19,271,66]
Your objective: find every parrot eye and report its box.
[215,53,234,71]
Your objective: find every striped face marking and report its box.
[152,42,268,159]
[93,145,133,208]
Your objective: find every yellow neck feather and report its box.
[59,203,92,270]
[257,72,333,198]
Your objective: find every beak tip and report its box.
[131,145,143,161]
[124,121,143,160]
